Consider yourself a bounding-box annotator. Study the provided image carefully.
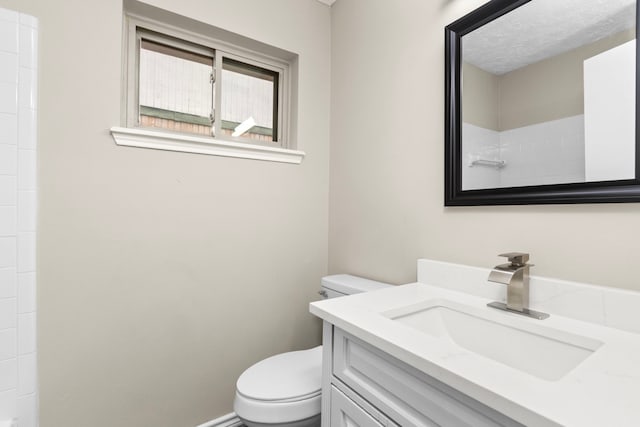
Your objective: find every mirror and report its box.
[445,0,640,205]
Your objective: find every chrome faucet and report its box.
[487,252,549,320]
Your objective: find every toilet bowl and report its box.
[234,347,323,427]
[233,275,391,427]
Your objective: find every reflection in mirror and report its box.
[461,0,636,191]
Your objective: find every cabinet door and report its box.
[330,386,384,427]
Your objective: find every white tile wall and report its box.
[0,177,17,206]
[0,330,16,361]
[462,115,586,190]
[0,360,17,392]
[0,299,16,329]
[0,238,16,269]
[0,390,16,421]
[16,274,34,314]
[0,7,37,427]
[0,207,16,236]
[461,123,501,191]
[16,395,34,427]
[499,115,585,188]
[0,389,16,412]
[0,146,17,175]
[0,113,18,146]
[0,53,17,84]
[0,269,16,300]
[0,84,17,114]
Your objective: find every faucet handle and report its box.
[498,252,530,266]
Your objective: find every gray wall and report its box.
[462,62,499,131]
[0,0,330,426]
[499,29,635,131]
[329,0,640,290]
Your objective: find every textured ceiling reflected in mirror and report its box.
[464,0,635,75]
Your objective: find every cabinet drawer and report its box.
[332,328,522,427]
[330,386,386,427]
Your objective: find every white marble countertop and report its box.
[310,281,640,427]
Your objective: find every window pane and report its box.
[221,58,278,143]
[139,39,213,136]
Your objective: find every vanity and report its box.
[309,259,640,426]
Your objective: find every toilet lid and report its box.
[236,346,322,402]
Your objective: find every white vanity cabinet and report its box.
[321,324,523,427]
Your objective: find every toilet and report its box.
[233,274,391,427]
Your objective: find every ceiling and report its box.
[463,0,636,75]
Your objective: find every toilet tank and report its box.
[320,274,392,299]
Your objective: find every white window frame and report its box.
[111,13,304,164]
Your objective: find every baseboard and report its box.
[195,412,244,427]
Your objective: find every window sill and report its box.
[110,127,305,164]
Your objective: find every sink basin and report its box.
[383,300,603,381]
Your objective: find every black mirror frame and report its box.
[445,0,640,206]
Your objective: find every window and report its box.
[138,35,214,137]
[220,58,279,143]
[113,11,302,163]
